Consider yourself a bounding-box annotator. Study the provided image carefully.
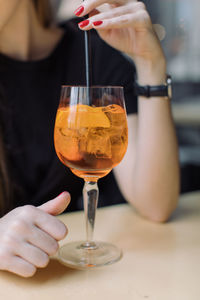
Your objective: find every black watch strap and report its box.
[134,75,172,99]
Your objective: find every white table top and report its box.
[0,191,200,300]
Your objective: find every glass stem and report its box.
[83,181,99,248]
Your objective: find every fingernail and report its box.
[58,191,66,197]
[93,21,103,26]
[58,191,71,202]
[74,5,84,16]
[78,20,90,28]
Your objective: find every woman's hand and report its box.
[0,192,70,277]
[74,0,166,83]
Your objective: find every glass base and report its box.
[58,241,122,269]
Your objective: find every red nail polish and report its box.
[93,21,103,26]
[78,20,89,28]
[74,6,84,16]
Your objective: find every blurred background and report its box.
[51,0,200,194]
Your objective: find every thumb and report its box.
[38,192,71,216]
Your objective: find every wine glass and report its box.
[54,86,128,269]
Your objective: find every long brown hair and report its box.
[0,0,53,216]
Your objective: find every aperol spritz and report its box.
[55,103,127,181]
[54,86,128,268]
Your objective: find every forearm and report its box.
[133,94,179,221]
[115,61,180,222]
[136,55,179,215]
[115,96,180,223]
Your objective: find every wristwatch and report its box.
[134,75,172,99]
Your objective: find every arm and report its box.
[114,105,179,223]
[75,0,180,222]
[115,46,179,223]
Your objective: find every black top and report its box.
[0,19,137,212]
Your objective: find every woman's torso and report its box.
[0,19,137,211]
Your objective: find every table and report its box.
[0,191,200,300]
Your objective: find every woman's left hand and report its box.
[74,0,166,81]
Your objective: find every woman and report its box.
[0,0,179,277]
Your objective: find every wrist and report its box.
[132,56,167,85]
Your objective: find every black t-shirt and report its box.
[0,19,137,212]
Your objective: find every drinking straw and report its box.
[84,28,92,88]
[82,0,92,105]
[83,0,92,88]
[83,17,92,105]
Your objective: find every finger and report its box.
[89,8,100,18]
[78,3,149,30]
[28,225,59,256]
[78,5,131,30]
[38,191,71,216]
[6,256,36,278]
[91,10,150,30]
[89,2,144,22]
[74,0,130,17]
[15,242,49,269]
[34,210,68,241]
[19,205,68,241]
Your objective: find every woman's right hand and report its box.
[0,192,70,277]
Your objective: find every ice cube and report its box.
[103,104,126,128]
[55,127,83,162]
[79,127,112,159]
